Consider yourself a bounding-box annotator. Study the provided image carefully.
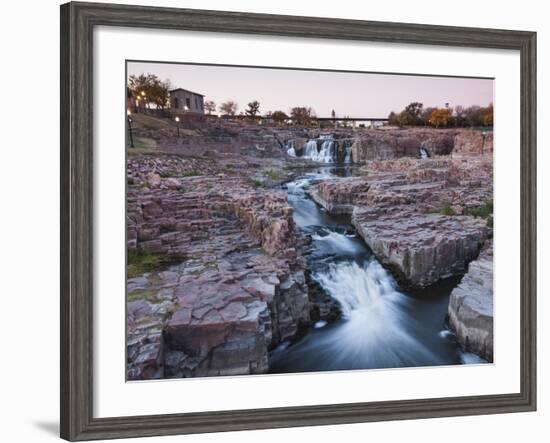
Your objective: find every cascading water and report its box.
[300,136,336,163]
[286,139,296,157]
[270,166,477,373]
[419,147,429,159]
[344,141,353,163]
[303,140,319,158]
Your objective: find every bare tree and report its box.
[245,100,261,118]
[204,100,216,115]
[219,100,238,116]
[290,106,316,126]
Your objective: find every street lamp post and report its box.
[127,109,134,148]
[175,116,180,138]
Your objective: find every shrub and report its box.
[440,205,456,216]
[465,200,493,218]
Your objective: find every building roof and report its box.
[169,88,205,97]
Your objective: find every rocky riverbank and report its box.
[309,156,492,286]
[127,114,494,375]
[126,154,312,379]
[306,153,493,358]
[448,240,494,362]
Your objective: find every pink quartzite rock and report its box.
[126,154,311,379]
[448,241,493,361]
[309,156,492,289]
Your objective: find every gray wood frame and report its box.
[60,1,537,441]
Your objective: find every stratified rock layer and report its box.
[309,156,492,288]
[351,129,456,162]
[353,207,487,288]
[448,241,494,362]
[126,155,310,380]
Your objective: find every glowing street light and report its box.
[127,109,134,148]
[175,116,180,138]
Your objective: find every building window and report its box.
[186,98,191,109]
[173,97,179,109]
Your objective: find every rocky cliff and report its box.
[448,240,494,361]
[126,154,310,379]
[351,128,456,162]
[349,128,493,163]
[309,156,492,289]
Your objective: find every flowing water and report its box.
[302,136,336,163]
[270,166,474,373]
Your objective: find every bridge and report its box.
[212,115,389,123]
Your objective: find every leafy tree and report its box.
[128,73,171,110]
[204,100,216,115]
[245,100,261,118]
[390,102,424,127]
[481,103,494,126]
[429,108,453,128]
[421,107,437,126]
[464,105,482,127]
[388,111,399,126]
[271,110,288,124]
[290,106,316,125]
[404,102,424,124]
[219,100,238,116]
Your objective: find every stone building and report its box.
[169,88,205,115]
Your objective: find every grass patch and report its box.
[127,250,186,278]
[440,205,456,216]
[127,289,157,303]
[131,114,172,130]
[264,169,284,181]
[127,136,159,155]
[251,179,266,188]
[465,200,493,218]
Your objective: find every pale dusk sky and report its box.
[128,61,494,118]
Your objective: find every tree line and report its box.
[206,99,317,125]
[388,102,493,128]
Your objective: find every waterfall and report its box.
[271,256,441,370]
[302,136,336,163]
[286,139,296,157]
[303,140,319,158]
[419,147,429,159]
[344,142,353,163]
[269,169,467,373]
[314,260,397,318]
[317,139,335,163]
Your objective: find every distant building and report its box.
[169,88,205,114]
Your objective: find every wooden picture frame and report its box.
[60,1,536,440]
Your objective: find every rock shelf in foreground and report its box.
[448,241,494,362]
[126,154,310,380]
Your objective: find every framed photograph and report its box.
[60,1,536,440]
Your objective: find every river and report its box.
[269,165,483,373]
